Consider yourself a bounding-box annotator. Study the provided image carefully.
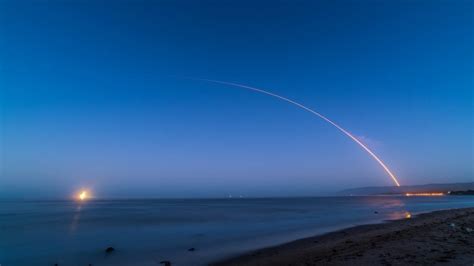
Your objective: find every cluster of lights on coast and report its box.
[405,192,444,197]
[402,192,443,219]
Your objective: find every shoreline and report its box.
[212,207,474,266]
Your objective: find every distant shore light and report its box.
[405,212,412,219]
[405,192,444,197]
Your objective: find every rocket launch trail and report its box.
[192,78,401,187]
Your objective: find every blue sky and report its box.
[1,0,472,198]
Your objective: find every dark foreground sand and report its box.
[213,208,474,266]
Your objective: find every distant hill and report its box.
[338,182,474,196]
[449,190,474,195]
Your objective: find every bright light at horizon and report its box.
[77,190,90,201]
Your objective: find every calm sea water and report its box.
[1,196,473,265]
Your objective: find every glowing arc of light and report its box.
[193,78,401,187]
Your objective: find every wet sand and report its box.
[213,207,474,266]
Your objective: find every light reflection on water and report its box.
[0,196,472,265]
[70,204,83,233]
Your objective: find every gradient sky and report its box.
[1,0,473,198]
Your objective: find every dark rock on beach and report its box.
[105,247,115,253]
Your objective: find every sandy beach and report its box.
[213,207,474,266]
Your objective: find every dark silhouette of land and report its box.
[339,182,474,196]
[449,190,474,196]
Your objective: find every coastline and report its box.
[212,207,474,266]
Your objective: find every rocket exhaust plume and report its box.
[191,78,401,187]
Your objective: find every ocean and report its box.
[1,196,473,265]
